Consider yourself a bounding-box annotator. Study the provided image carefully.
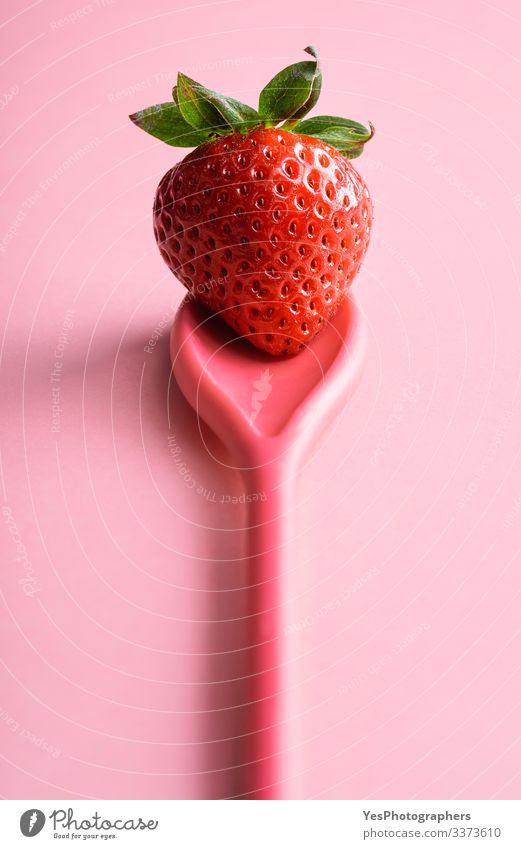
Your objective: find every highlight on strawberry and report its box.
[130,47,374,356]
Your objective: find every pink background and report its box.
[1,0,521,800]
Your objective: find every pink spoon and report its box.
[170,295,366,798]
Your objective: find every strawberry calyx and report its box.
[129,46,374,160]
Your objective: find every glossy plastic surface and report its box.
[170,296,366,797]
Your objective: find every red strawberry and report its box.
[131,47,374,356]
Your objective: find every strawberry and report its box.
[131,47,374,356]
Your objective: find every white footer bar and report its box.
[1,800,520,848]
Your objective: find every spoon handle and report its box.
[242,446,295,799]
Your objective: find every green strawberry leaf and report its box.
[258,46,321,125]
[176,73,259,133]
[210,92,260,133]
[177,72,228,131]
[293,116,375,157]
[339,146,365,160]
[129,102,213,147]
[129,48,374,160]
[293,115,370,138]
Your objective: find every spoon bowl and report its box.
[171,296,366,459]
